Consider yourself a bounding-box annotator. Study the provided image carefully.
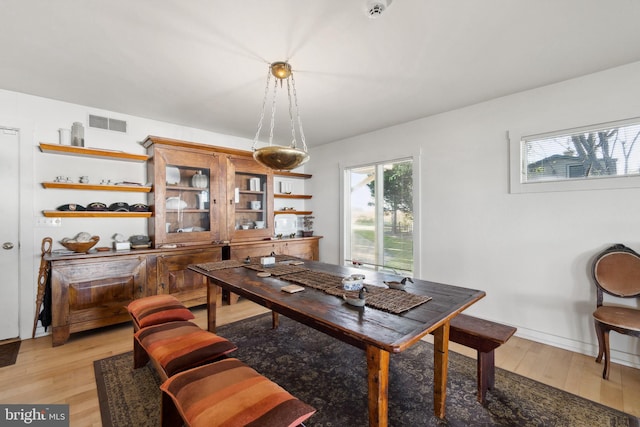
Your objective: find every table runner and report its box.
[280,270,432,314]
[194,259,432,314]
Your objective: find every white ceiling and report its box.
[2,0,640,146]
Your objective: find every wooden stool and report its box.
[134,320,237,381]
[127,294,195,332]
[160,358,316,427]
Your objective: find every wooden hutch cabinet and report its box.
[45,136,320,346]
[144,136,275,245]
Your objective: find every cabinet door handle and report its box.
[213,199,216,204]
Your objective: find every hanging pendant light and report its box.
[252,61,310,170]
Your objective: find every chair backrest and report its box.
[592,244,640,306]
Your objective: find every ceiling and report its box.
[2,1,640,147]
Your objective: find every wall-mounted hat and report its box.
[57,203,86,211]
[86,202,108,211]
[108,202,130,212]
[129,203,150,212]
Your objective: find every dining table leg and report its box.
[366,345,390,427]
[432,321,451,418]
[207,278,220,333]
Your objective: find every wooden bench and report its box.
[449,313,517,403]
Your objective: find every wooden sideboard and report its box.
[46,237,320,346]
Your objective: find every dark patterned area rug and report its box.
[0,340,21,368]
[94,314,639,427]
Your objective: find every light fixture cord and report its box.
[252,66,272,150]
[291,72,308,152]
[287,77,298,149]
[268,75,279,146]
[252,62,308,153]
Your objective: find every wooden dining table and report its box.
[189,259,485,427]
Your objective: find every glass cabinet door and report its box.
[227,157,273,240]
[150,148,222,247]
[165,165,211,233]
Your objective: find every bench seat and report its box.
[160,358,316,427]
[134,320,237,381]
[449,313,516,403]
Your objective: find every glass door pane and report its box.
[346,159,413,274]
[165,165,211,234]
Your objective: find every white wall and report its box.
[0,89,256,339]
[307,61,640,368]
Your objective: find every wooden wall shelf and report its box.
[274,210,312,215]
[42,182,151,192]
[274,171,312,179]
[274,194,312,199]
[43,211,152,218]
[39,143,148,163]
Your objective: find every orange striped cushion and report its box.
[127,295,194,328]
[135,321,237,377]
[161,358,316,427]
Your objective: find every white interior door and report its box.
[0,127,20,340]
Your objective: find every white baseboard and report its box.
[514,325,640,370]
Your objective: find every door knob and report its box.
[2,242,14,250]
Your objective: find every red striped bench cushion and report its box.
[161,358,316,427]
[135,321,237,377]
[127,295,195,329]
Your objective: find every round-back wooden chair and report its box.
[591,244,640,379]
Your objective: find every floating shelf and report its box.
[274,210,312,215]
[274,194,312,199]
[39,143,148,163]
[42,182,151,192]
[274,171,312,179]
[43,211,152,218]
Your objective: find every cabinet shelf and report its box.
[236,209,264,213]
[166,209,208,213]
[167,185,209,192]
[42,182,151,192]
[274,194,312,199]
[39,143,148,162]
[43,211,152,218]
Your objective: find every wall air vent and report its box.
[88,114,127,133]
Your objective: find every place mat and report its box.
[243,263,309,276]
[195,260,245,271]
[279,270,345,291]
[281,270,432,314]
[243,254,301,263]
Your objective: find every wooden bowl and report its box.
[60,236,100,253]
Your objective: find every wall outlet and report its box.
[35,217,62,227]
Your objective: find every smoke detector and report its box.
[366,0,393,18]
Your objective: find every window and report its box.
[510,117,640,193]
[344,159,414,274]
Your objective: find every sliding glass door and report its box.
[345,159,413,274]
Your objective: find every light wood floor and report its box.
[1,300,638,426]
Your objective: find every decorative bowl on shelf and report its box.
[60,236,100,253]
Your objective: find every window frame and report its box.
[509,117,640,194]
[340,152,421,277]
